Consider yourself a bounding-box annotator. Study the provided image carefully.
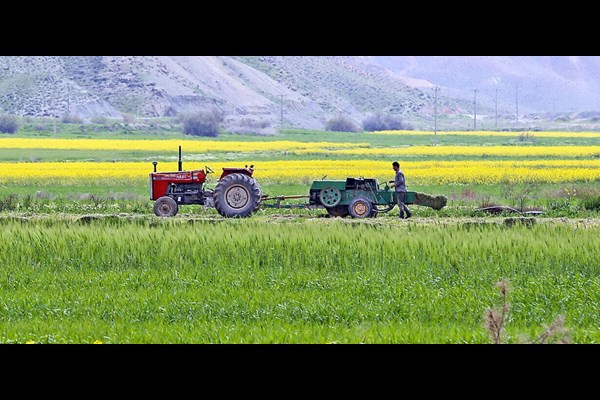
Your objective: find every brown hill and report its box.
[0,56,474,131]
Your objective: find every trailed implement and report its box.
[262,177,446,218]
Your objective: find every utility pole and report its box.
[67,83,71,116]
[515,85,519,125]
[41,89,46,118]
[473,89,477,130]
[280,94,284,128]
[433,86,439,145]
[495,88,498,129]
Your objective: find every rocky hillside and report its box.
[1,56,598,132]
[0,56,475,131]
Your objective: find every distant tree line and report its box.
[0,109,413,136]
[325,112,413,133]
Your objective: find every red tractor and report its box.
[150,147,262,218]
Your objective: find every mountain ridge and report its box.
[1,56,598,131]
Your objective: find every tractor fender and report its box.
[220,167,254,180]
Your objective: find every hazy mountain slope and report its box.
[369,56,600,113]
[1,56,598,131]
[0,56,475,130]
[233,56,424,114]
[0,56,310,128]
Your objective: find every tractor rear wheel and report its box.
[154,196,179,217]
[214,173,262,218]
[348,197,373,219]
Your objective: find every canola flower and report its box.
[2,135,600,186]
[0,138,368,152]
[370,130,600,138]
[293,145,600,158]
[2,159,600,185]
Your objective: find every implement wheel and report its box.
[348,197,373,219]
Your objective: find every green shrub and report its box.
[547,198,572,211]
[0,194,19,211]
[362,112,412,131]
[61,113,83,124]
[180,110,223,137]
[0,114,20,134]
[122,113,136,124]
[90,115,109,124]
[580,194,600,211]
[325,115,359,132]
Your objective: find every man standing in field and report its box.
[390,161,412,219]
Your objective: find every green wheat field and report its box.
[1,216,598,344]
[1,124,599,344]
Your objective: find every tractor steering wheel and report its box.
[206,165,215,174]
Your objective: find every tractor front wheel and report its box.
[154,196,179,217]
[214,173,262,218]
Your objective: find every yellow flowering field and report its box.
[0,138,368,152]
[2,159,600,185]
[2,134,600,186]
[293,145,600,158]
[371,130,600,138]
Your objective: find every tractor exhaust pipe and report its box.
[178,146,183,172]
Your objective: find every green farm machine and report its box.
[307,177,447,218]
